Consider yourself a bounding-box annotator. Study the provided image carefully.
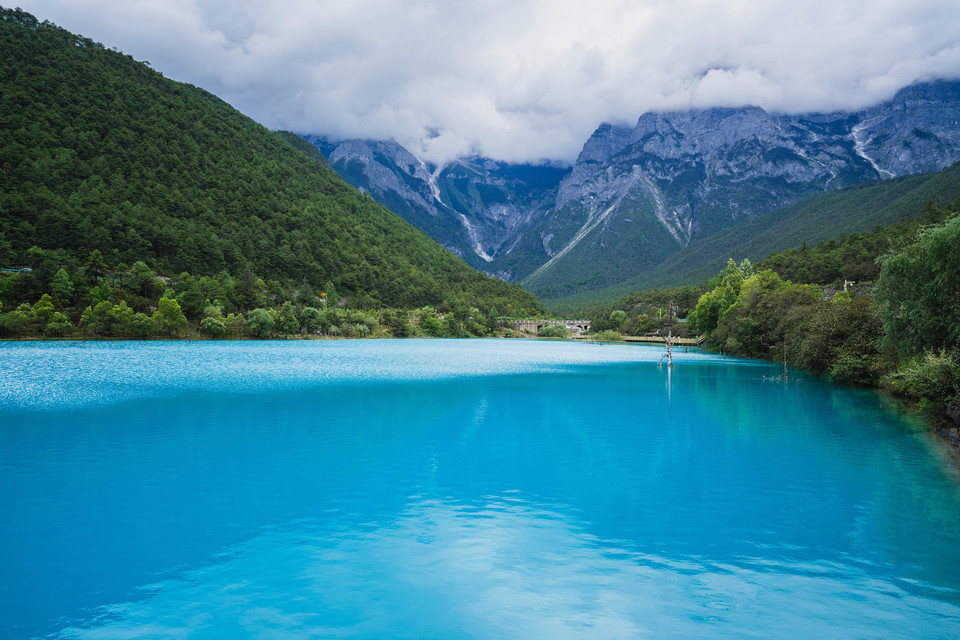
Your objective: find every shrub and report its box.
[538,324,568,338]
[884,349,960,411]
[591,330,623,342]
[340,323,370,338]
[200,316,227,337]
[420,316,445,337]
[245,308,275,337]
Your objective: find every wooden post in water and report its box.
[783,341,788,381]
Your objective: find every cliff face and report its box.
[303,135,568,274]
[855,81,960,177]
[520,80,960,296]
[302,80,960,297]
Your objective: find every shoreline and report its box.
[5,334,956,455]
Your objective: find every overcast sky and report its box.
[15,0,960,164]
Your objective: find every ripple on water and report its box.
[1,340,959,639]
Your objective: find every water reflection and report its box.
[2,342,960,637]
[57,495,960,639]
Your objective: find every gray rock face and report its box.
[522,80,960,295]
[856,81,960,177]
[302,80,960,296]
[434,158,569,266]
[937,397,960,450]
[945,397,960,428]
[555,108,869,242]
[329,139,442,216]
[303,135,568,273]
[304,136,468,263]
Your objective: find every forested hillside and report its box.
[0,8,542,321]
[756,201,959,286]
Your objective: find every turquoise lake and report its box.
[2,339,960,638]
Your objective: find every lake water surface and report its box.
[2,339,960,638]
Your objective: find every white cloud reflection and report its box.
[56,496,959,639]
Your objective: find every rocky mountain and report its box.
[302,135,568,275]
[302,80,960,299]
[552,159,960,309]
[521,80,960,298]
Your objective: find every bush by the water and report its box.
[538,324,568,338]
[683,203,959,411]
[884,350,960,412]
[591,330,623,342]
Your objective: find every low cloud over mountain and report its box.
[17,0,960,164]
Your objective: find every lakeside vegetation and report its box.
[0,256,537,339]
[0,8,543,329]
[587,200,960,417]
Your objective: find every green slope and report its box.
[545,161,960,311]
[0,8,542,314]
[274,130,332,169]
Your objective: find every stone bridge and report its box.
[514,319,591,335]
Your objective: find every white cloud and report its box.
[15,0,960,164]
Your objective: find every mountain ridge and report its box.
[544,160,960,312]
[302,79,960,298]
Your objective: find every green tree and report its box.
[486,306,501,333]
[129,261,163,300]
[130,312,154,338]
[381,310,410,337]
[538,324,568,338]
[152,297,188,337]
[32,294,56,327]
[451,305,471,337]
[421,316,444,337]
[200,316,227,337]
[609,309,627,331]
[277,301,300,335]
[224,313,245,337]
[177,288,208,321]
[885,349,960,412]
[692,259,747,334]
[92,300,115,335]
[875,215,960,357]
[44,311,73,337]
[234,266,265,311]
[203,305,224,320]
[299,306,321,334]
[0,304,33,336]
[113,262,130,293]
[245,308,275,337]
[84,249,106,283]
[89,282,112,307]
[466,307,487,337]
[797,295,883,383]
[712,269,788,357]
[317,309,337,334]
[322,281,338,308]
[111,300,134,337]
[78,305,96,336]
[50,268,73,305]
